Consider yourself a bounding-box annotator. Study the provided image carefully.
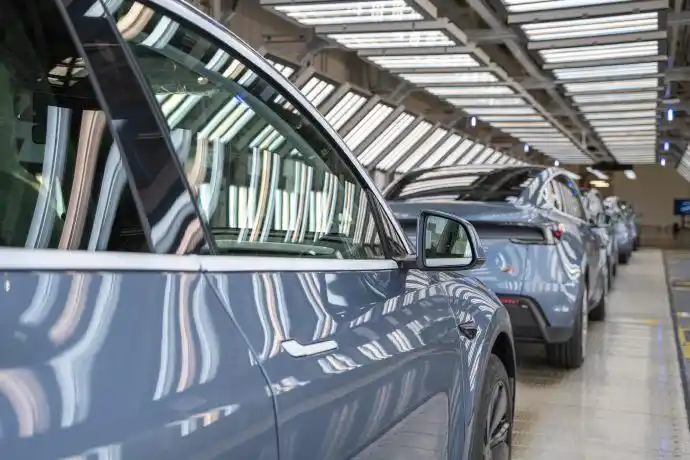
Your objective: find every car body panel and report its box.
[385,165,603,344]
[0,253,278,460]
[203,264,466,460]
[0,1,516,459]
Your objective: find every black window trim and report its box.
[57,0,218,254]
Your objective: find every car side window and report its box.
[110,1,386,259]
[555,177,585,220]
[0,0,149,251]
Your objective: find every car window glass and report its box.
[555,177,585,220]
[110,1,386,259]
[0,0,148,251]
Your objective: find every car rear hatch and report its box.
[389,200,551,295]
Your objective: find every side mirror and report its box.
[416,210,486,271]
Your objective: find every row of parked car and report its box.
[0,0,639,459]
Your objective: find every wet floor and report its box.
[512,249,690,460]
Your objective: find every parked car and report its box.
[603,196,635,263]
[385,165,609,368]
[581,188,618,287]
[619,200,640,251]
[0,0,516,459]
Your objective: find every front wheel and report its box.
[469,355,513,460]
[546,287,588,369]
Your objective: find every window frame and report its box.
[114,0,413,260]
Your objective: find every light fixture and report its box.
[470,116,477,127]
[586,166,609,180]
[554,160,560,166]
[660,157,667,166]
[624,169,637,180]
[667,107,675,122]
[524,143,530,153]
[590,179,610,188]
[664,141,670,151]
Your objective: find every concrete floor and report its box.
[512,249,690,460]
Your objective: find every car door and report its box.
[553,176,603,303]
[107,2,469,459]
[1,1,279,459]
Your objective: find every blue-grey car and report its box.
[603,196,635,263]
[385,165,609,369]
[581,188,618,286]
[0,0,516,458]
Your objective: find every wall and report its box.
[609,165,690,227]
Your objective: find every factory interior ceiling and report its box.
[192,0,690,184]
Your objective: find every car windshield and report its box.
[385,166,540,202]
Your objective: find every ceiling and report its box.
[193,0,690,176]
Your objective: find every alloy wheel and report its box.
[483,381,511,460]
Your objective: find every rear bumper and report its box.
[497,295,574,344]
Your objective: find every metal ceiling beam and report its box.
[464,28,518,44]
[317,83,352,115]
[528,31,667,51]
[507,0,669,24]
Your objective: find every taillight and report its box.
[550,223,566,240]
[498,297,520,305]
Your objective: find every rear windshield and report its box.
[385,166,540,202]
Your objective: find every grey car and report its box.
[603,196,635,263]
[0,0,516,459]
[385,165,609,369]
[581,188,618,287]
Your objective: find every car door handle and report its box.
[281,339,338,357]
[457,319,478,340]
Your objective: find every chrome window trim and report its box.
[0,248,398,272]
[140,0,414,256]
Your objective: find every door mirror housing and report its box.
[414,210,486,271]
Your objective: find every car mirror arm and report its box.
[394,254,419,270]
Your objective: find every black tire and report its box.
[589,275,607,322]
[619,251,631,265]
[468,355,513,460]
[546,287,587,369]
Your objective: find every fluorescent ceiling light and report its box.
[378,120,433,170]
[274,1,423,25]
[565,78,659,93]
[324,91,367,130]
[368,54,478,69]
[571,92,658,104]
[502,0,630,14]
[554,62,658,80]
[579,102,657,112]
[539,41,658,64]
[327,31,455,49]
[584,111,655,120]
[343,103,393,149]
[427,86,514,96]
[448,97,527,106]
[359,112,415,165]
[522,13,658,41]
[466,107,537,115]
[400,72,498,84]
